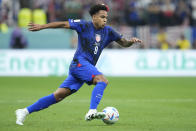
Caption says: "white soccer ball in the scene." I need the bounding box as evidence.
[102,107,119,124]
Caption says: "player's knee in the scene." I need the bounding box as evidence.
[102,79,109,85]
[54,88,71,102]
[93,75,109,85]
[100,76,108,85]
[54,92,65,102]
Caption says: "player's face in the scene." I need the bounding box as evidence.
[93,10,108,29]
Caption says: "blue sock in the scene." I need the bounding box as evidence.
[27,94,57,113]
[90,82,107,109]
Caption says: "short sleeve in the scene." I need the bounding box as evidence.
[108,27,123,42]
[68,19,84,33]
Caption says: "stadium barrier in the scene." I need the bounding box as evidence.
[0,49,196,76]
[0,26,192,49]
[0,28,72,49]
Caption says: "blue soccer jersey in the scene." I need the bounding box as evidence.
[68,19,122,65]
[59,19,123,90]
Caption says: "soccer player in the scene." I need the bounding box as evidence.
[15,4,142,125]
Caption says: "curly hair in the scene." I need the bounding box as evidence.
[89,4,109,16]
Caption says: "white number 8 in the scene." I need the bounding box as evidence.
[94,46,98,54]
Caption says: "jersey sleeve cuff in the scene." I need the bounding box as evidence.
[68,19,74,29]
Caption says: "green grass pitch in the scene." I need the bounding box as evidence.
[0,77,196,131]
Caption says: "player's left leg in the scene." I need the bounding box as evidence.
[69,60,107,121]
[91,74,108,109]
[85,75,108,121]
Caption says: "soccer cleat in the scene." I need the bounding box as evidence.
[15,108,29,125]
[85,109,106,121]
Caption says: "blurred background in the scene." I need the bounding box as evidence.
[1,0,196,49]
[0,0,196,76]
[1,1,196,130]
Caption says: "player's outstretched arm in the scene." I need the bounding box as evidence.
[28,21,70,31]
[116,37,143,47]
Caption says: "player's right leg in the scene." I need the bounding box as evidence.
[15,88,71,125]
[16,74,83,125]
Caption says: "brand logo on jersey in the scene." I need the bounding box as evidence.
[95,34,101,42]
[70,19,80,23]
[74,19,80,22]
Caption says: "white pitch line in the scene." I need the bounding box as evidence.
[0,99,195,104]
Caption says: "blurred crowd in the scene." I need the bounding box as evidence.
[1,0,195,26]
[1,0,196,49]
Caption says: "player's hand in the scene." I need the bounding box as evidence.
[130,37,144,48]
[28,22,42,31]
[130,37,143,43]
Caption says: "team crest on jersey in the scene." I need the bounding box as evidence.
[95,34,101,42]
